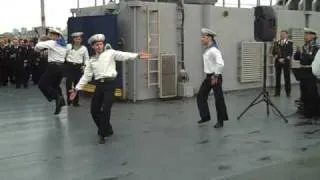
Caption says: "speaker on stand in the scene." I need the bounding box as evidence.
[237,6,288,123]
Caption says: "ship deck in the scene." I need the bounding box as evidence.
[1,84,320,180]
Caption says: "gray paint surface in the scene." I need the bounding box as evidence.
[73,3,320,100]
[1,85,320,179]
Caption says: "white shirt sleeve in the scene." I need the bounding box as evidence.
[312,50,320,78]
[212,48,224,75]
[35,40,55,50]
[75,60,94,91]
[84,47,90,64]
[113,50,139,61]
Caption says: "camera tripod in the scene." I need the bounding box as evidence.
[237,42,288,123]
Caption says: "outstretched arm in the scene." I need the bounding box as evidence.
[35,40,55,51]
[113,50,151,61]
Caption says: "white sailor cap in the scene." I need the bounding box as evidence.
[88,34,105,45]
[304,27,317,35]
[71,32,84,37]
[48,28,63,36]
[201,28,217,37]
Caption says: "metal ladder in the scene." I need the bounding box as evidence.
[146,7,160,88]
[176,4,183,70]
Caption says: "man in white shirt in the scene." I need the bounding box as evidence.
[69,34,150,144]
[197,28,229,128]
[65,32,89,107]
[35,28,68,115]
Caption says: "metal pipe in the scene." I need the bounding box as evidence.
[77,0,80,8]
[222,0,225,7]
[202,5,211,32]
[238,0,241,8]
[133,7,137,102]
[257,0,261,6]
[103,0,106,5]
[40,0,46,27]
[305,13,310,27]
[95,0,97,6]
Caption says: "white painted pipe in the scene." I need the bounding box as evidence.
[40,0,46,27]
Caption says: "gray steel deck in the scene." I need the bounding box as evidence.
[1,84,320,180]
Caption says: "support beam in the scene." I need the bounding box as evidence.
[40,0,46,27]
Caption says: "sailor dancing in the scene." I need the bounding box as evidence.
[69,34,150,144]
[197,28,229,128]
[65,32,89,106]
[35,28,68,115]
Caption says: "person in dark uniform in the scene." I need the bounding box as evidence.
[35,28,68,115]
[69,34,151,144]
[0,38,11,86]
[8,38,21,85]
[29,40,41,85]
[14,39,30,88]
[0,39,4,86]
[272,30,293,97]
[294,28,319,118]
[197,28,229,128]
[65,32,89,106]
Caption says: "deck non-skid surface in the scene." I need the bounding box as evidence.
[1,85,320,180]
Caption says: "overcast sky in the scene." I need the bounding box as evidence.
[0,0,103,33]
[0,0,273,33]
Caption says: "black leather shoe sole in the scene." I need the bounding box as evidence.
[198,119,211,124]
[214,123,223,128]
[99,136,106,144]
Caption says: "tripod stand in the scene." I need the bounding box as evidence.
[237,42,288,123]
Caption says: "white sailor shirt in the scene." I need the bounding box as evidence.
[66,44,89,64]
[312,50,320,78]
[203,46,224,75]
[35,40,67,63]
[75,49,139,90]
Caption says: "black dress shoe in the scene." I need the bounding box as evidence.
[99,136,106,144]
[106,129,114,137]
[198,119,211,124]
[214,122,223,128]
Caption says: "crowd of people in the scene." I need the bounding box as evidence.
[0,37,48,88]
[272,28,320,120]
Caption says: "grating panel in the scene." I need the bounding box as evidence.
[289,28,305,51]
[239,41,263,83]
[160,54,177,98]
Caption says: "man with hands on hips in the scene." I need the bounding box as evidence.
[197,28,229,128]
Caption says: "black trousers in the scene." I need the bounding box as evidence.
[15,67,29,88]
[38,63,64,102]
[65,62,83,105]
[197,75,228,123]
[90,79,115,138]
[32,65,41,84]
[0,64,14,85]
[275,63,291,95]
[0,66,7,85]
[300,77,319,118]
